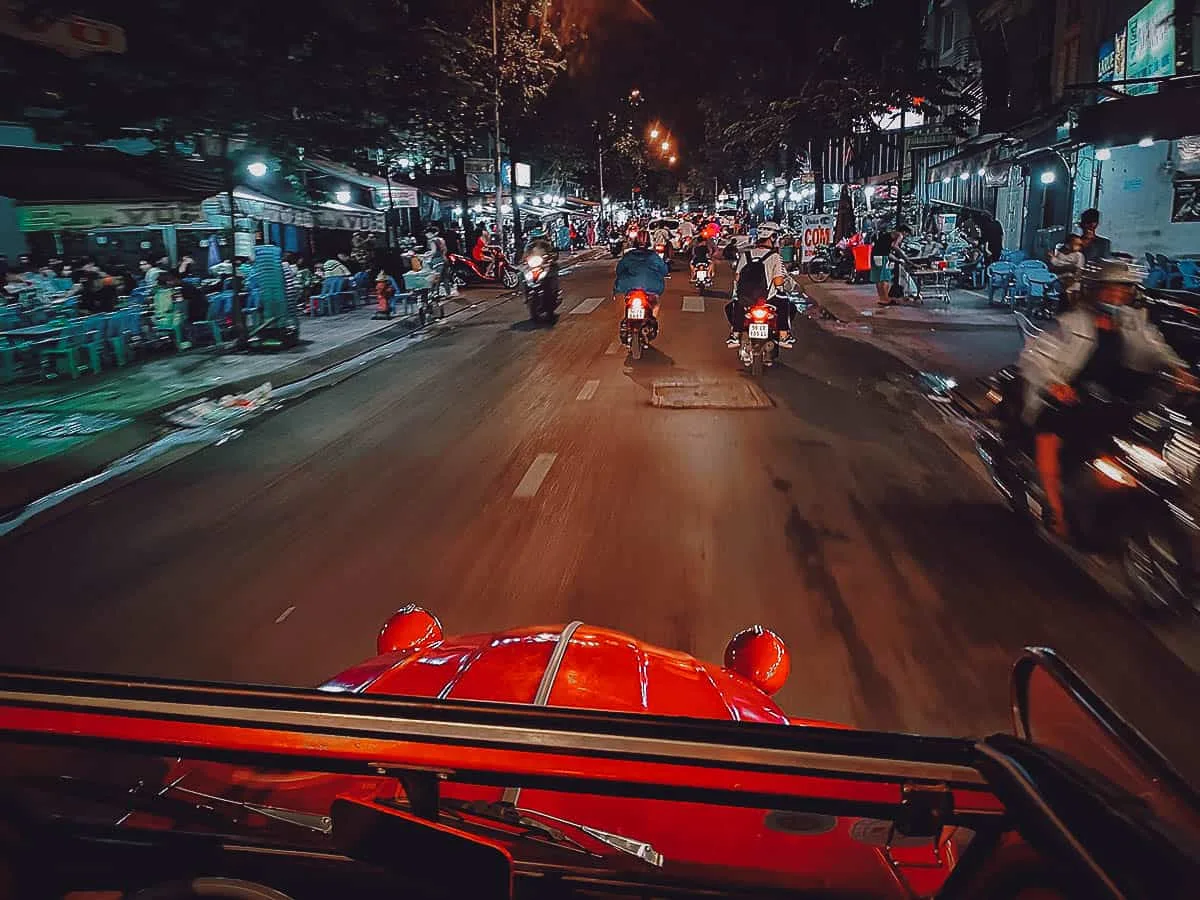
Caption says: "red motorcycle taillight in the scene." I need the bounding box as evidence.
[627,290,648,309]
[750,306,770,321]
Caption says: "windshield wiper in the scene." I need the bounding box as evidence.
[440,800,662,866]
[518,808,664,868]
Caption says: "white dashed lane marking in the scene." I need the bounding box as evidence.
[576,380,600,401]
[682,296,706,312]
[275,606,296,624]
[512,453,558,498]
[570,297,605,315]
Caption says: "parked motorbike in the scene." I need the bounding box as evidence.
[608,234,624,257]
[620,289,659,361]
[972,366,1200,616]
[737,300,779,377]
[522,252,558,323]
[446,250,522,290]
[691,261,713,294]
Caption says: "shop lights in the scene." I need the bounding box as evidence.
[977,167,985,176]
[941,175,951,184]
[246,161,267,178]
[960,172,970,180]
[516,194,527,205]
[1138,137,1154,147]
[334,189,352,204]
[777,188,787,199]
[542,193,553,204]
[759,191,771,202]
[1039,171,1056,185]
[1096,147,1112,160]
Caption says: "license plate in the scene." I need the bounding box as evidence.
[627,306,645,320]
[748,323,770,340]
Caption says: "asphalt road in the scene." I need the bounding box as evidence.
[2,252,1199,783]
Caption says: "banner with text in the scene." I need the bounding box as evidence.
[799,214,835,264]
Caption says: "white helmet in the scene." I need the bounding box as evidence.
[757,221,782,243]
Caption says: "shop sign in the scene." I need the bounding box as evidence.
[1097,31,1127,102]
[0,8,126,58]
[372,185,419,209]
[1172,178,1200,222]
[514,162,531,188]
[203,194,315,228]
[464,157,493,174]
[18,201,204,232]
[314,208,384,232]
[1125,0,1174,96]
[799,214,835,264]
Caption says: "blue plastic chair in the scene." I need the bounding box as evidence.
[1000,249,1027,263]
[1179,260,1200,291]
[987,262,1017,305]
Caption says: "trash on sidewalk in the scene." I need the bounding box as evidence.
[165,383,273,429]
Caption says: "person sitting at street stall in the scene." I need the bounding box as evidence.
[139,257,165,289]
[1019,257,1195,539]
[1048,234,1086,308]
[373,270,397,319]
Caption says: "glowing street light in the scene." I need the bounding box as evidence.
[669,155,677,165]
[1096,147,1112,160]
[542,193,553,204]
[660,140,670,152]
[959,172,970,180]
[650,127,660,139]
[334,189,352,204]
[246,161,267,178]
[1039,170,1056,184]
[1138,136,1154,147]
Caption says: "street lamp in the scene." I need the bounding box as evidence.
[650,127,660,139]
[1138,136,1155,147]
[335,189,352,204]
[669,155,677,165]
[246,161,267,178]
[1039,171,1056,185]
[959,172,970,181]
[660,140,670,153]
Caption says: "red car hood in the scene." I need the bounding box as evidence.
[322,622,801,725]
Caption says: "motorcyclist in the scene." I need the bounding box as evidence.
[690,234,711,279]
[727,221,792,348]
[1019,257,1195,538]
[650,223,672,264]
[523,233,560,306]
[614,228,668,319]
[472,227,498,279]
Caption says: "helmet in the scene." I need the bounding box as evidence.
[634,229,651,249]
[1082,257,1142,286]
[757,221,782,244]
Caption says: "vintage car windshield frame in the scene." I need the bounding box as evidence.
[0,663,1194,898]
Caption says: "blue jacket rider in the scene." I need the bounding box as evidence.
[614,230,668,301]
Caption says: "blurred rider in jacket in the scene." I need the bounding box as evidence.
[523,232,560,306]
[614,229,668,319]
[1019,257,1194,538]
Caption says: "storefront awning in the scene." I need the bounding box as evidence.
[17,200,206,232]
[202,189,315,229]
[305,157,390,191]
[314,202,384,232]
[927,134,1009,183]
[1073,84,1200,148]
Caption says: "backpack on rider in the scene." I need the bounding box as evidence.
[736,249,777,304]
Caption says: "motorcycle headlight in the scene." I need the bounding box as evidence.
[1114,438,1176,483]
[527,255,544,268]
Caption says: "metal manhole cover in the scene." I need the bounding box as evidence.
[650,379,772,409]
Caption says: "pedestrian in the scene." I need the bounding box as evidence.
[139,257,164,288]
[979,215,1004,266]
[1078,208,1113,263]
[872,224,898,306]
[373,270,396,319]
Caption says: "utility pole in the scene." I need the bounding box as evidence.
[597,131,606,232]
[492,0,504,248]
[895,105,906,229]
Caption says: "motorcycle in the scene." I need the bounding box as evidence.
[522,252,558,323]
[972,367,1200,616]
[691,261,713,294]
[619,289,659,361]
[446,250,522,290]
[607,234,624,257]
[737,300,779,377]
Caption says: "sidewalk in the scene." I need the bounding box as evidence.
[802,276,1016,331]
[0,291,501,515]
